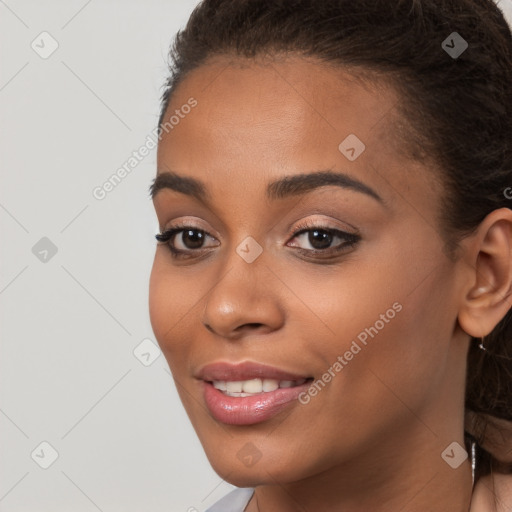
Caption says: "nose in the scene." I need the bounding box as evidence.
[201,251,285,340]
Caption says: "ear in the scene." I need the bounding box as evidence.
[457,207,512,338]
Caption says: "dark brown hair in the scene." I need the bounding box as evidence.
[158,0,512,480]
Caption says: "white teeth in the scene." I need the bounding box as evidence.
[212,378,307,396]
[262,379,279,392]
[242,378,262,393]
[226,381,243,393]
[213,381,227,391]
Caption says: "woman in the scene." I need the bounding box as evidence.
[148,0,512,510]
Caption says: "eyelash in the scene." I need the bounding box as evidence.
[155,219,361,260]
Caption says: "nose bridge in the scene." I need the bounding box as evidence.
[201,236,284,337]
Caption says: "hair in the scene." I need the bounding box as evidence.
[158,0,512,480]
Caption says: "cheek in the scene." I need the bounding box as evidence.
[148,252,193,366]
[302,252,454,406]
[148,254,168,342]
[331,273,455,420]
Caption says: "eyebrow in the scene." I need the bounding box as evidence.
[149,169,384,204]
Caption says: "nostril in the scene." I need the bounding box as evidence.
[239,323,264,330]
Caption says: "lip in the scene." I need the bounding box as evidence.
[202,380,312,425]
[196,360,311,382]
[196,361,313,426]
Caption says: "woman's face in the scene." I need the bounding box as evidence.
[149,56,470,486]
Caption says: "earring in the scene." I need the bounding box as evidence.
[478,336,487,352]
[470,440,476,486]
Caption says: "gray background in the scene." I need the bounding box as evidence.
[1,1,511,511]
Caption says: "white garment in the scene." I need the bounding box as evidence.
[205,488,255,512]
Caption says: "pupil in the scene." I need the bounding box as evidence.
[183,229,204,249]
[309,230,331,249]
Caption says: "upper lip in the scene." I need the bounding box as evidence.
[196,361,311,382]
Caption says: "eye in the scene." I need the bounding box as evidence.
[155,220,361,260]
[287,220,360,257]
[155,225,219,257]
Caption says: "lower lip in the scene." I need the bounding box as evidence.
[203,381,311,425]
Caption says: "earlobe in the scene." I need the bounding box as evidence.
[457,208,512,338]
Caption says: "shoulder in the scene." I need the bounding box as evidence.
[205,487,255,512]
[471,473,512,512]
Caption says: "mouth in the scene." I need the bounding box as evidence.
[196,360,312,382]
[196,361,314,425]
[210,377,310,397]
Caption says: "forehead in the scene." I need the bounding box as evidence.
[160,55,399,154]
[156,55,442,221]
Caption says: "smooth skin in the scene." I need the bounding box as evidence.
[149,55,512,512]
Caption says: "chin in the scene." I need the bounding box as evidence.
[217,470,266,488]
[203,442,312,487]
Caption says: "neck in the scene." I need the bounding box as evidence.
[246,332,474,512]
[247,425,473,512]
